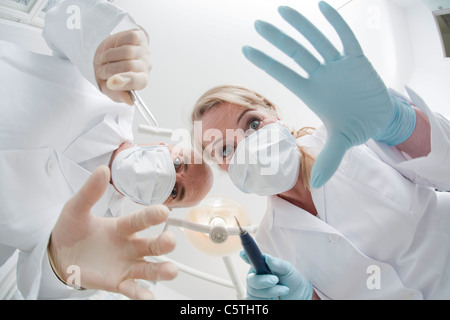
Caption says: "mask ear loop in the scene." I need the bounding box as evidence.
[278,119,289,128]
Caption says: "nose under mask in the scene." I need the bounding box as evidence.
[111,145,176,205]
[228,122,301,196]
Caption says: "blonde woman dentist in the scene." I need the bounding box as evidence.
[191,2,450,299]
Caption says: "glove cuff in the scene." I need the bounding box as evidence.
[375,95,417,146]
[304,282,314,300]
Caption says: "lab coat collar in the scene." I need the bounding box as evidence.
[264,126,339,235]
[63,113,132,164]
[55,151,125,217]
[266,189,340,236]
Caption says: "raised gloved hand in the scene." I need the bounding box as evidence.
[240,251,313,300]
[48,166,178,300]
[242,1,416,188]
[94,29,152,105]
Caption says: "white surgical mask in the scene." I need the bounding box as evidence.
[228,122,300,196]
[111,145,176,205]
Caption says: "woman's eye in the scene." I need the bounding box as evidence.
[248,119,261,131]
[171,187,178,199]
[221,145,234,159]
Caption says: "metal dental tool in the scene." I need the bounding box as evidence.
[129,90,159,127]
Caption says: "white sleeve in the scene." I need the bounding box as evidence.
[0,149,93,300]
[368,86,450,191]
[37,238,95,299]
[15,231,94,300]
[42,0,139,89]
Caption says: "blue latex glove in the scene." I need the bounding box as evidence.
[242,1,416,188]
[240,251,313,300]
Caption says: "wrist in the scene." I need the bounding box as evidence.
[46,242,68,286]
[47,238,86,291]
[375,95,417,146]
[304,281,314,300]
[395,107,431,158]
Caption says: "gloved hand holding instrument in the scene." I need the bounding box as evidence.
[236,216,313,300]
[240,251,313,300]
[242,1,416,188]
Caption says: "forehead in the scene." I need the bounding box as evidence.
[201,103,247,131]
[173,162,213,208]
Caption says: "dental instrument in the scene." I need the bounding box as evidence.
[138,124,173,137]
[129,90,159,127]
[162,195,260,300]
[235,217,271,275]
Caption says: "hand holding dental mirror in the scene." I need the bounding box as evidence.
[94,28,152,105]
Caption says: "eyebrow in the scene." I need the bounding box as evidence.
[237,109,251,125]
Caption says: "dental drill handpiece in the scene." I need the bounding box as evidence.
[235,217,271,275]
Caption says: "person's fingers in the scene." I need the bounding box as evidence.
[99,45,151,65]
[94,29,152,103]
[239,250,250,264]
[242,46,307,97]
[97,29,148,53]
[107,71,149,91]
[278,5,340,62]
[263,254,294,276]
[318,1,363,56]
[131,231,176,258]
[113,29,149,47]
[130,260,178,282]
[246,282,289,299]
[64,166,110,216]
[97,59,149,81]
[116,205,170,236]
[254,20,321,75]
[310,132,350,188]
[117,279,155,300]
[239,250,257,274]
[97,85,134,105]
[246,273,279,290]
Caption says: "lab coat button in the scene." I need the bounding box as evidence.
[46,158,54,175]
[328,234,340,243]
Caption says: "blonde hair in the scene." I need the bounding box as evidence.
[191,85,316,191]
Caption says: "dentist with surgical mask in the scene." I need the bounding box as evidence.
[110,142,212,209]
[0,0,212,299]
[192,2,450,300]
[110,144,177,206]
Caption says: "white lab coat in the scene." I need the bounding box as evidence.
[256,88,450,299]
[0,0,140,299]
